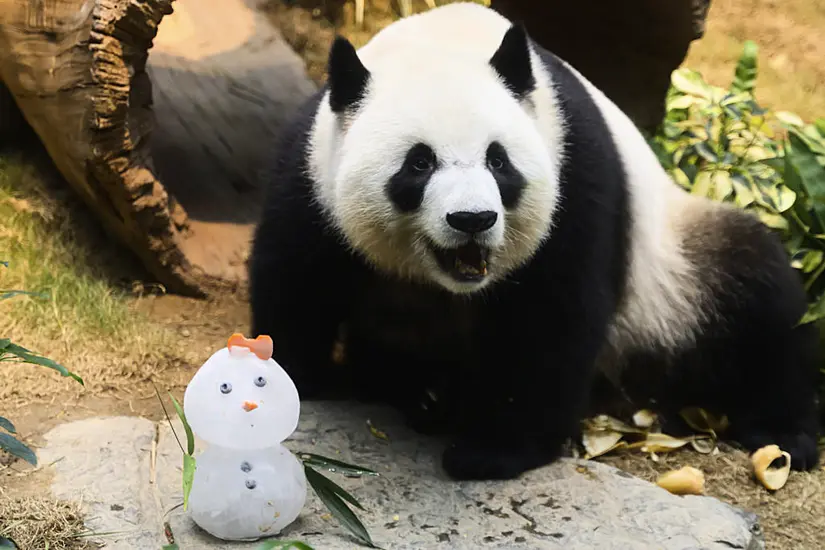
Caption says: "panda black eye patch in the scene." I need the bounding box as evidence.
[387,143,437,213]
[487,141,526,209]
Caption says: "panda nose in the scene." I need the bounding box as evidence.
[446,210,498,234]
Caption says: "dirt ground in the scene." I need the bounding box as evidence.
[2,1,825,549]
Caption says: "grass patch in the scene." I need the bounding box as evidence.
[0,151,178,403]
[0,155,137,340]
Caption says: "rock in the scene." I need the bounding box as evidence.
[39,402,764,550]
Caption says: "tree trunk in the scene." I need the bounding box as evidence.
[0,0,314,296]
[490,0,712,131]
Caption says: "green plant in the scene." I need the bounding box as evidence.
[1,263,84,466]
[648,40,825,400]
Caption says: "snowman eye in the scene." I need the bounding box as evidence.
[254,376,266,387]
[220,382,232,394]
[245,479,257,490]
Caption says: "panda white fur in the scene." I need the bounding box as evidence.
[249,2,821,480]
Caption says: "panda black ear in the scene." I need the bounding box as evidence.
[489,23,536,99]
[327,36,371,113]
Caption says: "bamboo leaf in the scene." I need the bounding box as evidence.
[0,416,16,434]
[182,454,196,512]
[298,453,379,477]
[0,290,47,301]
[305,464,365,511]
[168,393,195,456]
[0,342,83,385]
[0,432,37,466]
[304,465,378,548]
[256,541,316,550]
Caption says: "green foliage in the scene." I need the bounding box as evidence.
[648,41,825,403]
[649,42,825,325]
[1,264,84,466]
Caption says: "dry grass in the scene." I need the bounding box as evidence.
[683,0,825,122]
[0,488,93,550]
[0,151,187,410]
[599,445,825,549]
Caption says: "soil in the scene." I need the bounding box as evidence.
[2,2,825,549]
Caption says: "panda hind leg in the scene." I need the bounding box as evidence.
[647,276,821,470]
[720,320,821,471]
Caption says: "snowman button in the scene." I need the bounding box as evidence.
[240,461,252,473]
[245,479,257,490]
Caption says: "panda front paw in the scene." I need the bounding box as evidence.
[403,389,456,436]
[441,438,564,481]
[734,428,820,471]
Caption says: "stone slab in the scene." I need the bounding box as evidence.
[38,401,765,550]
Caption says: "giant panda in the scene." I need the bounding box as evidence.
[249,2,821,481]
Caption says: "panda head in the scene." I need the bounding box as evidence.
[310,14,563,294]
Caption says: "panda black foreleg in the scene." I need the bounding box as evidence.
[441,281,610,480]
[248,206,363,401]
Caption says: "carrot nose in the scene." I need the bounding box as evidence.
[242,401,258,412]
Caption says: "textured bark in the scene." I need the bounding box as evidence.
[490,0,713,131]
[0,0,313,296]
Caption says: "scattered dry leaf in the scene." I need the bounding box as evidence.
[656,466,705,495]
[751,444,791,491]
[583,414,645,434]
[582,429,625,459]
[690,437,717,455]
[680,407,729,437]
[366,419,389,441]
[633,432,693,453]
[632,409,658,429]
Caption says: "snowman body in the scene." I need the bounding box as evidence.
[183,336,307,541]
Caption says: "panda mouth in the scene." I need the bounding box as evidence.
[430,242,490,282]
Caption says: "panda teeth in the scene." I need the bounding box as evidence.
[454,257,487,276]
[454,244,488,276]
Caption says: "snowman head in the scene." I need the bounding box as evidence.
[183,334,300,449]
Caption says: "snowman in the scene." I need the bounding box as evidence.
[183,333,307,541]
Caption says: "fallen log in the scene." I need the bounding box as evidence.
[0,0,314,296]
